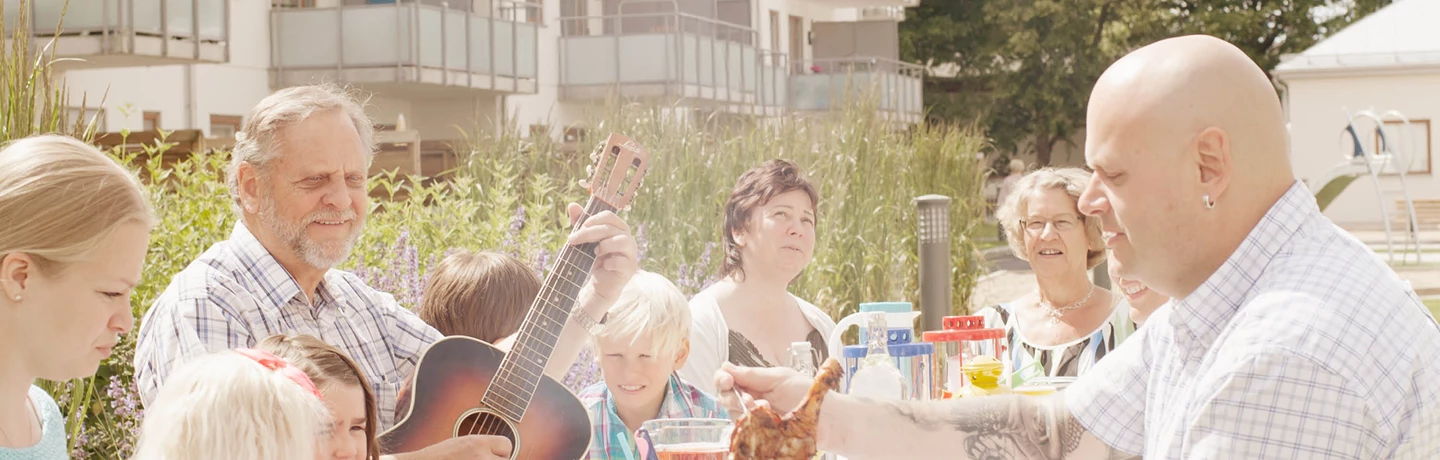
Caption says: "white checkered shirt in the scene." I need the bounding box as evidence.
[1065,181,1440,459]
[134,222,442,429]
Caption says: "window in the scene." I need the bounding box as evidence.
[562,0,589,35]
[789,15,804,73]
[210,114,242,139]
[66,107,106,133]
[563,126,586,143]
[143,111,160,132]
[769,11,781,67]
[271,0,315,7]
[528,124,551,140]
[1369,119,1432,175]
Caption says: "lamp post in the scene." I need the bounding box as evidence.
[916,194,951,333]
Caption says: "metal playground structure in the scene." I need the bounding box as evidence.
[1314,109,1422,264]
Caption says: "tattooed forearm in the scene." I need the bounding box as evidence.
[854,393,1135,460]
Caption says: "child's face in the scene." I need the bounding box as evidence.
[597,333,689,412]
[319,383,368,460]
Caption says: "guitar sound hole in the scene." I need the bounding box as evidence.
[456,411,518,454]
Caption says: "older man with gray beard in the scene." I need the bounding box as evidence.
[135,84,638,459]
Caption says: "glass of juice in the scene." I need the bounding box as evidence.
[637,418,733,460]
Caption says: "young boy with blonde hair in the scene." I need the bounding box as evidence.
[579,271,728,459]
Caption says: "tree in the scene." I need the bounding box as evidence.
[903,0,1158,166]
[1164,0,1393,77]
[902,0,1392,166]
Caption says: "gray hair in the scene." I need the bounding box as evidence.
[227,84,375,214]
[996,167,1106,269]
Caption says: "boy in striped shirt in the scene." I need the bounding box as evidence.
[577,271,728,459]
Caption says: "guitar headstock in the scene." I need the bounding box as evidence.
[585,133,651,210]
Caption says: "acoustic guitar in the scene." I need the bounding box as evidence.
[380,133,652,459]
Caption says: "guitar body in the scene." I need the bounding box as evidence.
[380,336,592,459]
[381,133,651,459]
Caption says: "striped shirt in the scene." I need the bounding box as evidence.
[578,374,729,460]
[133,222,442,429]
[978,299,1132,384]
[1065,181,1440,458]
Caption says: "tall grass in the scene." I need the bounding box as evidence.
[439,99,991,320]
[0,0,101,142]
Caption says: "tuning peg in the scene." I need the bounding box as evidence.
[586,164,595,177]
[578,179,591,189]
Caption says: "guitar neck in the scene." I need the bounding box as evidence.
[482,197,615,421]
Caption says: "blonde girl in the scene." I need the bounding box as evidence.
[0,135,155,459]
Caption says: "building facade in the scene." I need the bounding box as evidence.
[11,0,919,168]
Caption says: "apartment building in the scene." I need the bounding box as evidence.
[9,0,920,172]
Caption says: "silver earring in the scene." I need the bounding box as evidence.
[1202,195,1216,209]
[11,295,19,301]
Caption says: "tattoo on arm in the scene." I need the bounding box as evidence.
[883,395,1138,460]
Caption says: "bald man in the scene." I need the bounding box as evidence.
[712,35,1440,459]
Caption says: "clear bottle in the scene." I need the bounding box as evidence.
[845,312,906,400]
[788,341,818,378]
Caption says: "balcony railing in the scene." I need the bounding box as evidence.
[557,12,923,122]
[558,11,778,112]
[791,57,924,123]
[270,1,539,94]
[5,0,230,65]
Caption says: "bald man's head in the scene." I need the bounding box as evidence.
[1076,35,1295,299]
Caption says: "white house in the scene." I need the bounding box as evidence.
[1273,0,1440,229]
[8,0,920,170]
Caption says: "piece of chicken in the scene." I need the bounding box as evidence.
[729,357,845,460]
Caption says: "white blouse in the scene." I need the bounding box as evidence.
[678,285,838,394]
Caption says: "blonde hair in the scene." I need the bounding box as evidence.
[590,271,691,359]
[0,134,155,274]
[133,350,330,460]
[258,334,381,460]
[418,251,540,343]
[228,83,375,213]
[996,167,1106,268]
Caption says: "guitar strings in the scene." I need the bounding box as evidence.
[465,202,606,440]
[463,143,641,440]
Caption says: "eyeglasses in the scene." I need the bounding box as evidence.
[1019,216,1080,233]
[233,348,323,399]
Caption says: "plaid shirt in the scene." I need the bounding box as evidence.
[134,222,442,429]
[579,374,729,459]
[1065,181,1440,458]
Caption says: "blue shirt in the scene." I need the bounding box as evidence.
[0,386,67,460]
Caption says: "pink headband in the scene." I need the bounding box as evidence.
[233,348,323,399]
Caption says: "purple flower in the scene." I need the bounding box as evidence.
[104,374,143,457]
[562,346,602,392]
[502,206,526,257]
[71,418,89,459]
[635,223,649,261]
[697,243,719,290]
[510,205,527,235]
[533,249,552,279]
[677,263,692,291]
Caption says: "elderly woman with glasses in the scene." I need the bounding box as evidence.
[978,167,1133,382]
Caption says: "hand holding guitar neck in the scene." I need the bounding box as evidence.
[563,201,638,308]
[380,133,652,460]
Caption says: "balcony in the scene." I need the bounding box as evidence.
[270,1,539,95]
[790,57,923,124]
[5,0,230,67]
[558,11,783,115]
